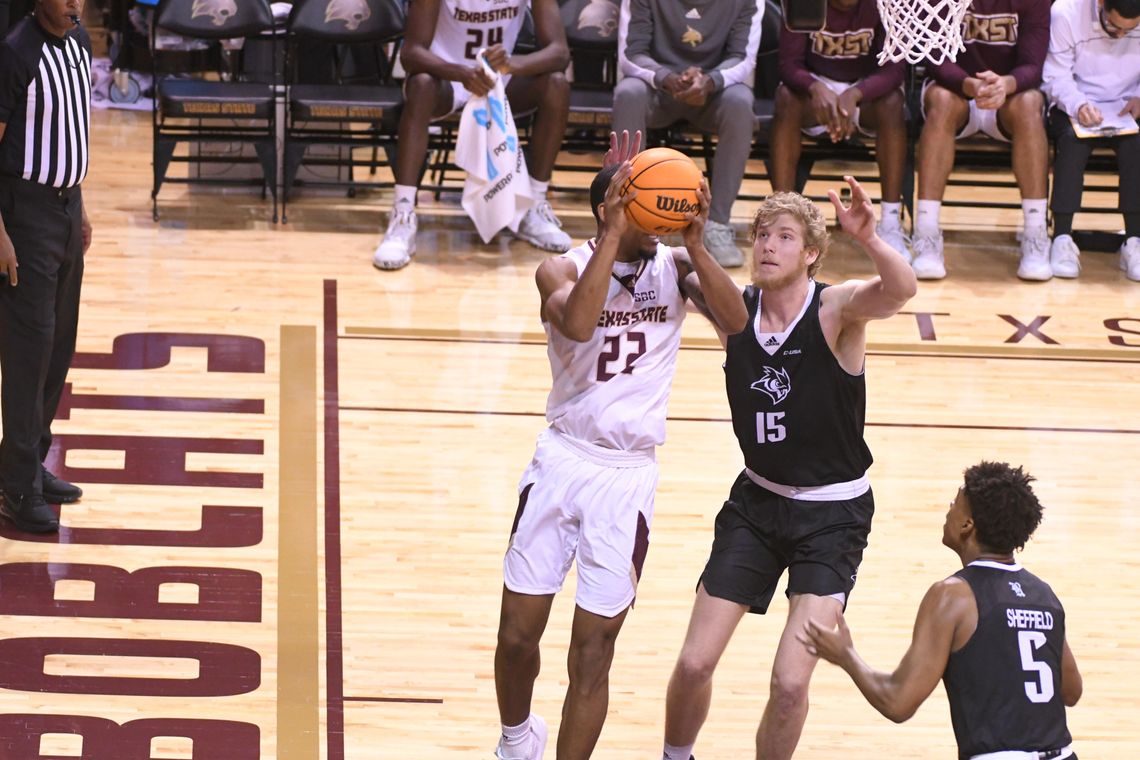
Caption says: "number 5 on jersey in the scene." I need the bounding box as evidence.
[756,412,786,443]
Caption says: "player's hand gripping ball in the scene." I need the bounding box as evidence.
[620,148,704,235]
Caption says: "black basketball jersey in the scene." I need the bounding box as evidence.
[944,561,1073,758]
[724,282,872,486]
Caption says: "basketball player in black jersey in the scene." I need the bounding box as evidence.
[803,461,1082,759]
[661,177,917,760]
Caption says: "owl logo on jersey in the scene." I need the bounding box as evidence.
[325,0,371,31]
[577,0,618,38]
[751,366,791,405]
[191,0,237,26]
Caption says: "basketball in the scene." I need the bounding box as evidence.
[621,148,703,235]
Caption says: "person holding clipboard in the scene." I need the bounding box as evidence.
[1042,0,1140,280]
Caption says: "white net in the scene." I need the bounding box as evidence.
[876,0,972,65]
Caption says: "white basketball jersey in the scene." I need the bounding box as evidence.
[545,239,688,452]
[430,0,529,66]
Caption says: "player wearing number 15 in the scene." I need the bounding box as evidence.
[803,461,1082,760]
[662,178,917,760]
[493,133,748,760]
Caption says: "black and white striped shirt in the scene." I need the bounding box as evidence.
[0,16,91,188]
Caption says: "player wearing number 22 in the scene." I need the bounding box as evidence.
[662,179,917,760]
[803,461,1082,760]
[493,136,749,760]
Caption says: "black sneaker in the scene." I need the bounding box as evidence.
[42,467,83,504]
[0,492,60,533]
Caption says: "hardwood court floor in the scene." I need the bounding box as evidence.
[0,108,1136,759]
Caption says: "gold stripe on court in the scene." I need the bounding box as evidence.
[342,325,1140,361]
[277,325,320,759]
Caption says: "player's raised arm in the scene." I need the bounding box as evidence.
[537,163,634,341]
[828,176,918,324]
[675,179,748,336]
[801,578,971,723]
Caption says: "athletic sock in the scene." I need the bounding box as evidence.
[880,201,902,232]
[499,718,532,759]
[530,178,549,203]
[1053,213,1074,237]
[1022,198,1048,236]
[394,184,416,208]
[663,741,695,760]
[915,200,941,237]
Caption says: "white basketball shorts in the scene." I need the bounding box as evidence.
[921,78,1010,142]
[503,426,658,617]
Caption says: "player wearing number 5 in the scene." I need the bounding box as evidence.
[661,178,917,760]
[492,133,748,760]
[803,461,1082,760]
[372,0,572,270]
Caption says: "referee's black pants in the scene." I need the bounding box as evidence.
[1048,107,1140,218]
[0,176,84,498]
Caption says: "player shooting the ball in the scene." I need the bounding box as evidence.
[490,130,747,760]
[660,177,918,760]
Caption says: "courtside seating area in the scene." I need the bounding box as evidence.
[142,0,1127,239]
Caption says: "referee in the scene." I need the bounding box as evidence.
[0,0,92,533]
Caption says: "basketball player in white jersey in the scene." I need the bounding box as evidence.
[372,0,572,270]
[660,178,918,760]
[493,132,748,760]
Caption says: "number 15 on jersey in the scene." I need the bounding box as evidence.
[756,412,786,443]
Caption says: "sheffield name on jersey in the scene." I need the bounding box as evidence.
[544,241,686,452]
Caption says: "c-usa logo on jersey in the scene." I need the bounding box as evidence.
[751,366,791,405]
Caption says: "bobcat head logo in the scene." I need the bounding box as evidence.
[681,24,703,47]
[191,0,237,26]
[750,366,791,404]
[325,0,371,31]
[576,0,618,38]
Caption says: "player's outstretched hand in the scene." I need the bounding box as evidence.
[601,161,636,238]
[682,178,712,253]
[798,612,854,665]
[829,176,876,245]
[604,130,642,168]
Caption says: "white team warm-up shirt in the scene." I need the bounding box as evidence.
[544,239,688,452]
[429,0,529,68]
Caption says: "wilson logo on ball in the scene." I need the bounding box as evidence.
[655,196,699,215]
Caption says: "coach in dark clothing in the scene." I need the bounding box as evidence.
[0,0,92,533]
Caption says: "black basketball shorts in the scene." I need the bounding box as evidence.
[698,471,875,614]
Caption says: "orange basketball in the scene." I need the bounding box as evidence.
[621,147,703,235]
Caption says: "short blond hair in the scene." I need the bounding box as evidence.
[750,192,829,278]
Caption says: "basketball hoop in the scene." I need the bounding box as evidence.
[876,0,971,65]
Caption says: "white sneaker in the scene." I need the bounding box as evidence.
[494,713,548,760]
[373,200,417,270]
[703,220,744,267]
[1120,236,1140,282]
[877,224,911,263]
[1049,234,1081,278]
[910,232,946,280]
[1017,233,1052,281]
[516,201,572,252]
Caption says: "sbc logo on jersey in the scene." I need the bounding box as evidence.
[751,366,791,405]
